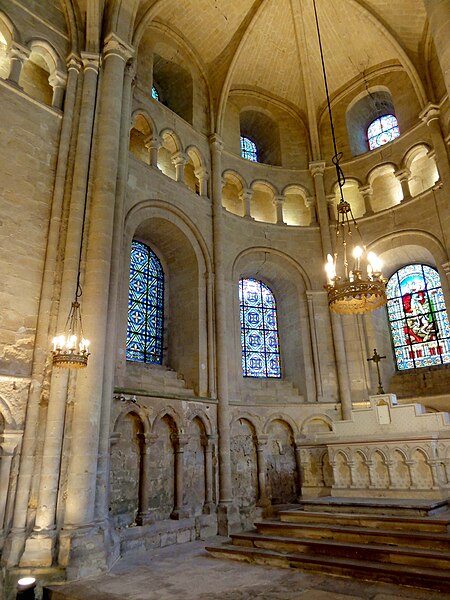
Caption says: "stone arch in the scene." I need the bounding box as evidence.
[264,418,298,504]
[240,107,281,166]
[222,169,247,216]
[152,406,183,435]
[230,414,261,438]
[334,450,352,488]
[282,184,311,227]
[0,9,18,80]
[263,414,299,436]
[123,201,212,396]
[20,38,66,107]
[367,162,403,212]
[411,447,434,489]
[184,414,210,515]
[390,448,411,489]
[352,449,370,488]
[184,145,206,195]
[403,143,439,197]
[250,179,278,224]
[331,178,365,220]
[150,412,179,520]
[370,449,390,489]
[157,128,183,180]
[300,415,333,435]
[109,409,146,526]
[112,404,151,436]
[129,110,156,164]
[321,451,334,488]
[185,408,213,436]
[232,247,313,401]
[0,395,17,429]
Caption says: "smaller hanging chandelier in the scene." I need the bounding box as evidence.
[52,295,90,368]
[313,0,387,315]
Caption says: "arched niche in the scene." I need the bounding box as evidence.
[346,86,397,156]
[283,185,311,226]
[240,108,281,166]
[19,40,63,107]
[332,180,365,219]
[150,414,178,520]
[232,248,312,400]
[184,146,206,195]
[404,145,439,197]
[251,181,276,223]
[368,164,403,212]
[157,129,181,180]
[264,419,297,504]
[122,206,211,396]
[129,112,154,164]
[222,170,246,216]
[184,416,207,515]
[0,13,14,79]
[230,418,258,510]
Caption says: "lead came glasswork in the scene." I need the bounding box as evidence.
[239,278,281,377]
[127,240,164,364]
[367,114,400,150]
[240,136,258,162]
[386,264,450,370]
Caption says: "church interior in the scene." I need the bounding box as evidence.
[1,0,450,597]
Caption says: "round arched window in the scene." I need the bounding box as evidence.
[240,136,258,162]
[367,114,400,150]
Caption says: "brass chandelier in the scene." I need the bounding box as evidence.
[313,0,387,315]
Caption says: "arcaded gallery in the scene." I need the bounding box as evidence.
[1,0,450,598]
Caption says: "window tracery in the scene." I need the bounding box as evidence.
[239,278,281,377]
[240,136,258,162]
[367,114,400,150]
[127,240,164,364]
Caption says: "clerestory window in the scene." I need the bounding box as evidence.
[240,136,258,162]
[367,114,400,151]
[239,278,281,377]
[127,240,164,364]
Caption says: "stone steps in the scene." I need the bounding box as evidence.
[255,520,450,551]
[206,500,450,591]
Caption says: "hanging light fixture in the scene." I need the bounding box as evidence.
[313,0,387,315]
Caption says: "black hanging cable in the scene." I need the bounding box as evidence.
[312,0,346,201]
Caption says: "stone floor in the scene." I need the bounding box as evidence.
[44,537,450,600]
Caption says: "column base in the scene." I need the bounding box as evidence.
[135,511,155,526]
[202,502,217,515]
[20,529,56,567]
[217,502,240,536]
[170,508,190,520]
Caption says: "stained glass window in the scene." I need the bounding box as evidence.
[152,86,159,101]
[127,240,164,364]
[367,114,400,150]
[386,264,450,370]
[240,136,258,162]
[239,278,281,377]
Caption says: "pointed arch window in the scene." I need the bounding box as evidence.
[240,136,258,162]
[151,86,159,101]
[239,278,281,377]
[127,240,164,364]
[367,114,400,150]
[386,264,450,370]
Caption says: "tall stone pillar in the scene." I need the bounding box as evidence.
[310,161,352,420]
[239,187,253,219]
[62,34,133,534]
[203,434,217,514]
[145,135,160,168]
[359,184,374,216]
[7,54,83,569]
[306,291,323,401]
[419,104,450,183]
[273,195,285,225]
[293,440,303,500]
[209,134,234,533]
[171,434,189,519]
[194,166,209,196]
[172,151,187,183]
[394,168,412,202]
[136,433,158,525]
[422,0,450,99]
[255,436,270,508]
[7,42,29,85]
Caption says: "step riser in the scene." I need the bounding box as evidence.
[207,547,450,592]
[280,514,449,533]
[255,525,450,551]
[300,504,448,517]
[231,538,450,570]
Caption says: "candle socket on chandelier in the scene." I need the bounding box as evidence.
[52,299,90,368]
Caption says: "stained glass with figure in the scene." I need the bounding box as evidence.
[386,264,450,370]
[240,136,258,162]
[127,240,164,364]
[367,115,400,150]
[239,278,281,377]
[152,86,159,100]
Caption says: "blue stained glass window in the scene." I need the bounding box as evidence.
[386,264,450,370]
[152,86,159,101]
[127,240,164,364]
[240,136,258,162]
[239,278,281,377]
[367,114,400,150]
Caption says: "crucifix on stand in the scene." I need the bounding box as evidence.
[367,348,386,394]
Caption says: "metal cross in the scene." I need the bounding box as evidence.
[367,348,386,394]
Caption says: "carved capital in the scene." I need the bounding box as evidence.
[272,194,285,207]
[394,168,411,183]
[103,33,134,62]
[359,184,372,198]
[81,51,100,73]
[419,103,440,126]
[171,433,189,449]
[305,195,316,208]
[66,53,83,73]
[144,135,161,150]
[171,151,188,167]
[309,160,326,178]
[194,166,209,181]
[48,70,67,89]
[9,41,30,63]
[208,133,224,153]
